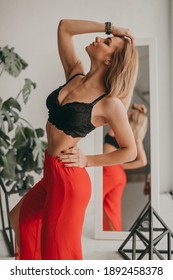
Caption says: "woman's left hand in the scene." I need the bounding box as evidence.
[112,26,134,43]
[133,103,147,114]
[58,147,87,168]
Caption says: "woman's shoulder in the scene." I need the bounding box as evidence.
[101,94,127,121]
[104,94,125,109]
[104,91,130,111]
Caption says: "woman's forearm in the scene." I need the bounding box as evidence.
[121,141,147,170]
[86,147,137,167]
[58,144,137,168]
[58,19,105,36]
[135,141,147,165]
[121,159,146,170]
[58,19,134,41]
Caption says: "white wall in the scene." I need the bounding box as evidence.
[0,0,171,200]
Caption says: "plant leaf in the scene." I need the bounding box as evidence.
[0,98,21,132]
[5,180,14,187]
[0,113,5,132]
[0,97,3,110]
[2,111,13,132]
[35,128,44,138]
[11,179,24,192]
[0,128,10,141]
[0,155,6,167]
[2,46,28,77]
[0,149,16,180]
[21,79,37,104]
[0,146,6,155]
[3,97,21,112]
[10,109,19,123]
[12,125,27,148]
[32,137,45,169]
[0,138,10,149]
[24,174,34,189]
[23,126,34,138]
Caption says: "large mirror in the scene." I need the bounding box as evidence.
[94,38,160,239]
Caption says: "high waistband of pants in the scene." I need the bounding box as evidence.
[44,149,61,164]
[103,164,123,171]
[44,149,80,168]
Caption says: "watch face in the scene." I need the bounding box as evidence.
[105,22,112,35]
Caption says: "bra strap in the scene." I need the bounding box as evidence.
[63,73,85,86]
[91,92,108,106]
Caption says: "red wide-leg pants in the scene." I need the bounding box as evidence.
[19,150,91,260]
[103,165,127,231]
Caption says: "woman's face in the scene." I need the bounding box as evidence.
[86,36,124,63]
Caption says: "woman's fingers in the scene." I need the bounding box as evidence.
[60,147,79,155]
[64,163,80,167]
[112,26,134,43]
[133,103,147,114]
[58,147,87,168]
[58,154,78,162]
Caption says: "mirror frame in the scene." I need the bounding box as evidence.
[94,38,160,240]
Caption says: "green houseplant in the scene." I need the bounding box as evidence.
[0,46,47,194]
[0,46,47,256]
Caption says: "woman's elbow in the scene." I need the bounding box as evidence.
[58,19,65,32]
[141,157,147,167]
[58,19,70,32]
[128,145,137,162]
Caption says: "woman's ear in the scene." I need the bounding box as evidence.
[104,56,112,66]
[105,59,111,66]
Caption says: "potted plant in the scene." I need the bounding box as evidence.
[0,46,47,256]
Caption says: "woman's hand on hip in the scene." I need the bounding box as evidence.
[58,147,87,168]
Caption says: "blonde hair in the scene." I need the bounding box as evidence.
[105,37,139,109]
[128,109,148,141]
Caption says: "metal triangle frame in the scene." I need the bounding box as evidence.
[118,201,173,260]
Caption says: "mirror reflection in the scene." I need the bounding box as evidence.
[102,46,151,231]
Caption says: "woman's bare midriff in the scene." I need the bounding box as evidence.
[46,121,81,156]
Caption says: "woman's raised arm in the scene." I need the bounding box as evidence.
[57,19,134,80]
[57,19,104,79]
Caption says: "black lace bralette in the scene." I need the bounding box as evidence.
[46,73,108,138]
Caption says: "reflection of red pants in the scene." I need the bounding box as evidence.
[19,150,91,260]
[103,165,127,231]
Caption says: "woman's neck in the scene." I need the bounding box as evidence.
[82,65,107,92]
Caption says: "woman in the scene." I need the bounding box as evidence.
[9,19,138,260]
[103,104,148,231]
